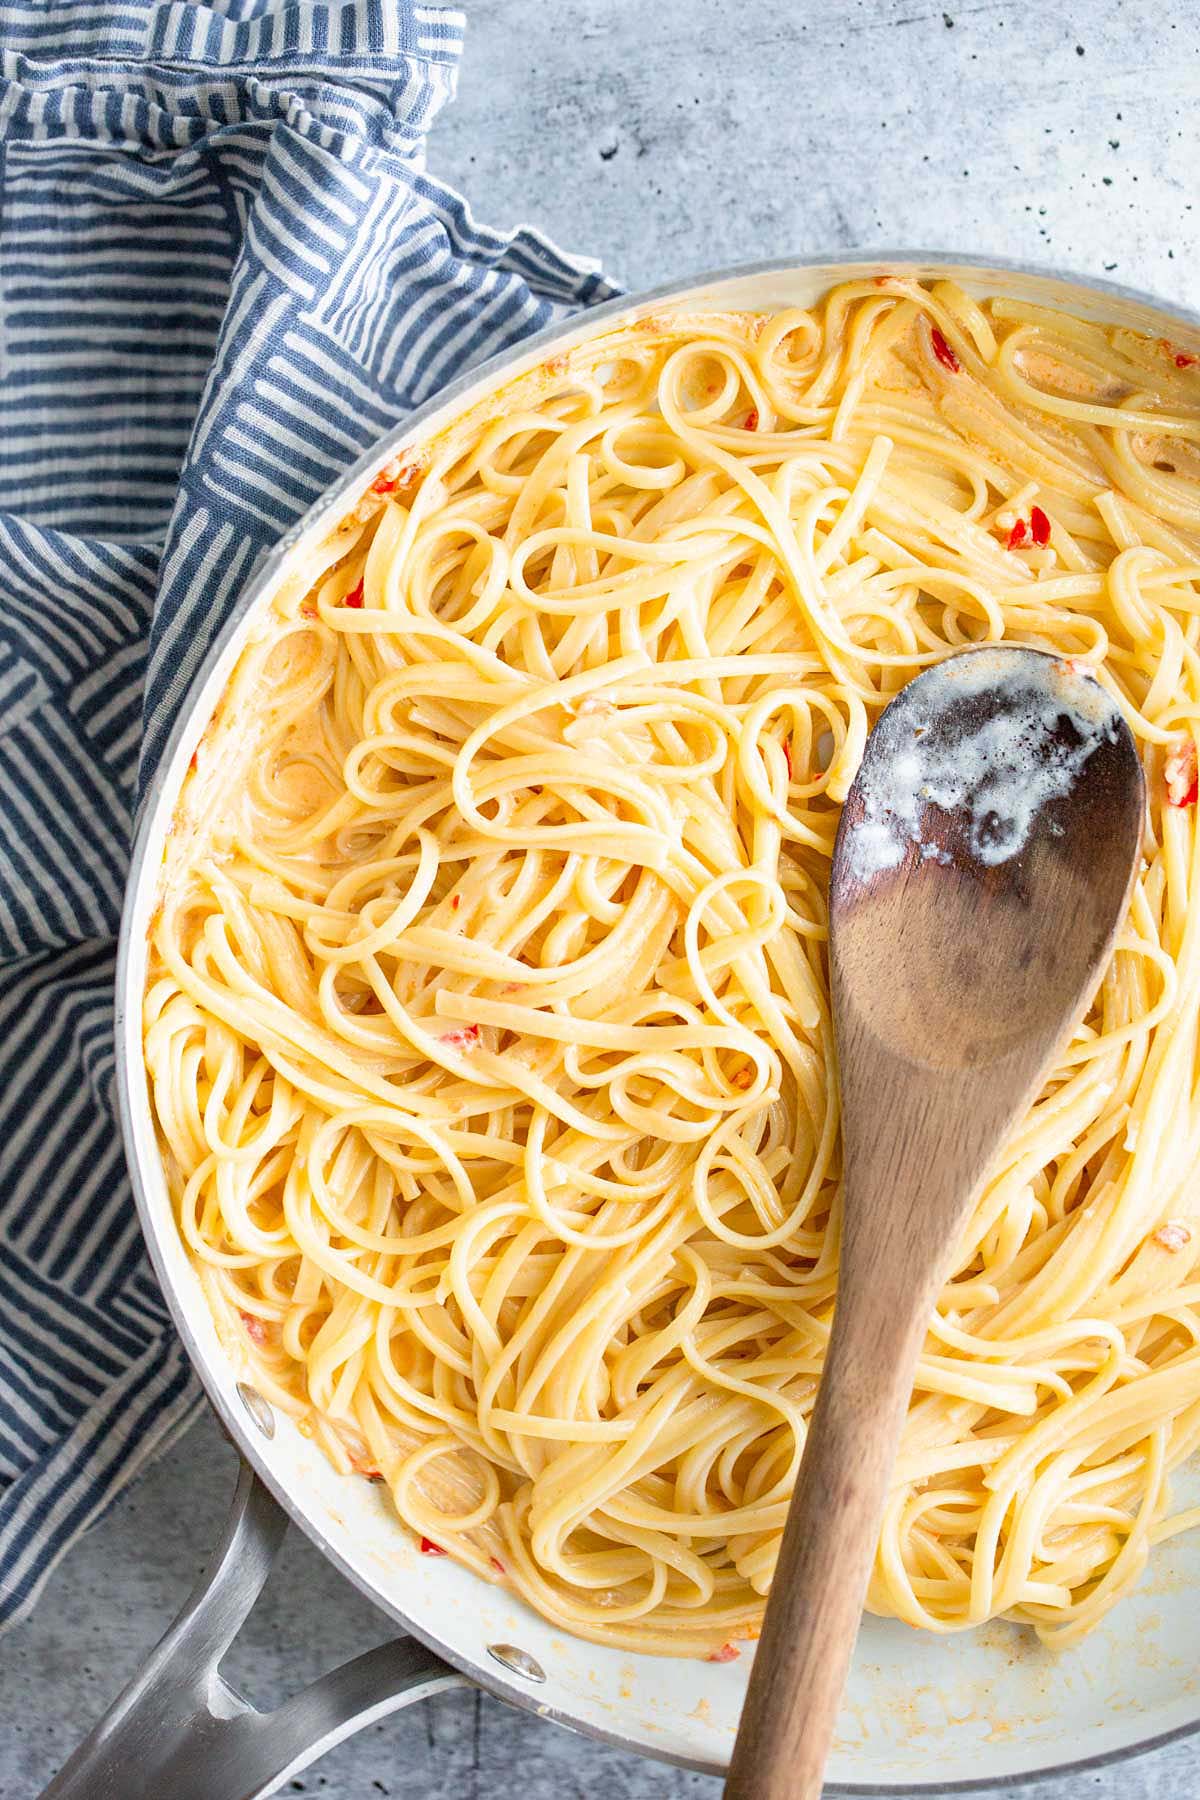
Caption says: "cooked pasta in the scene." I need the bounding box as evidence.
[144,277,1200,1659]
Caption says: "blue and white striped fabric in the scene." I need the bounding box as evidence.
[0,0,617,1633]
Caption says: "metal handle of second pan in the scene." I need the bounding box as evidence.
[38,1459,467,1800]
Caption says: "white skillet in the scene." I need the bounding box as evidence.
[46,254,1200,1800]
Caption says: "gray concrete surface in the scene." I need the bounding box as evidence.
[436,0,1199,306]
[5,1,1200,1796]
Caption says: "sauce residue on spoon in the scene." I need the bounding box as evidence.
[843,649,1125,881]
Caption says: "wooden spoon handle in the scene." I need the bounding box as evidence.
[725,1296,928,1800]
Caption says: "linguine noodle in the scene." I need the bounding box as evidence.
[145,277,1200,1659]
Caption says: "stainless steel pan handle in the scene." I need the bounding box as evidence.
[40,1460,466,1800]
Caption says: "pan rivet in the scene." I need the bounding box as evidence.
[236,1381,275,1439]
[487,1643,546,1683]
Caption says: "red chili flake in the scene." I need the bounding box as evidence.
[188,750,198,774]
[439,1024,480,1050]
[299,599,318,620]
[782,738,794,779]
[706,1643,741,1663]
[366,1471,386,1484]
[1006,518,1029,551]
[930,327,961,374]
[1029,506,1051,546]
[370,460,422,501]
[344,580,364,609]
[420,1537,447,1556]
[451,894,461,911]
[1164,738,1198,808]
[1176,353,1198,369]
[239,1310,270,1346]
[744,408,759,431]
[489,1555,505,1573]
[1153,1222,1192,1252]
[732,1065,754,1090]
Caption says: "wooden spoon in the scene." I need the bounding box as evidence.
[726,646,1144,1799]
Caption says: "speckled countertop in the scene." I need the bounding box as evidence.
[6,3,1200,1796]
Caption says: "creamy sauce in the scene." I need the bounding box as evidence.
[844,649,1124,880]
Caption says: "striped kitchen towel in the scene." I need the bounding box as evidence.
[0,0,617,1633]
